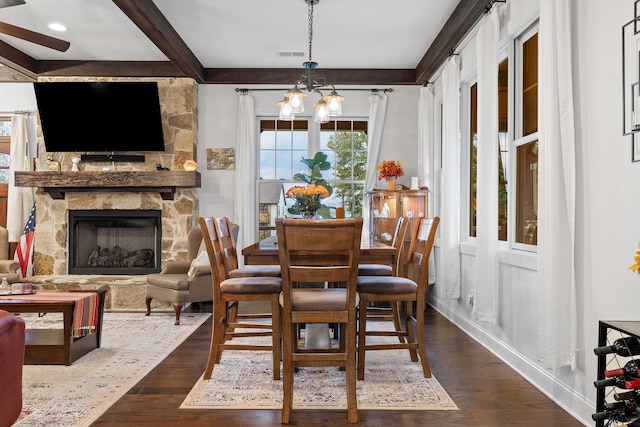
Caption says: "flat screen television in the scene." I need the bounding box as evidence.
[33,81,165,153]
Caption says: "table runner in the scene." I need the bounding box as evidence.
[0,291,100,338]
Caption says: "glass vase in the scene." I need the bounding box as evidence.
[300,210,317,219]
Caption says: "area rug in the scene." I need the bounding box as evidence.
[14,311,211,427]
[180,322,458,411]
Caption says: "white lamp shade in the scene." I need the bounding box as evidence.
[313,100,329,123]
[323,91,344,116]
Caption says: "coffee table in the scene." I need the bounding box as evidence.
[0,289,106,365]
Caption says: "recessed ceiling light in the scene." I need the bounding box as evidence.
[48,23,67,32]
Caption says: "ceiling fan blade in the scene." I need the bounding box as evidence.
[0,0,25,9]
[0,22,69,52]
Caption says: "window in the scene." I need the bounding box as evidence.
[258,118,368,239]
[320,120,368,218]
[498,59,509,241]
[469,83,478,238]
[0,117,10,185]
[513,30,538,247]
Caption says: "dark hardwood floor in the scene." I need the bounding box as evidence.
[92,304,584,426]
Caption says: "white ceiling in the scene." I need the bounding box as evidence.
[0,0,460,70]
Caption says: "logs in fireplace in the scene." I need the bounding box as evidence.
[69,210,162,275]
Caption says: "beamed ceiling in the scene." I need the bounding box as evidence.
[0,0,495,85]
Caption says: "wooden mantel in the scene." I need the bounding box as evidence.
[14,171,201,200]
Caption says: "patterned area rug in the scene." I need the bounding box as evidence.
[14,311,210,427]
[180,322,458,411]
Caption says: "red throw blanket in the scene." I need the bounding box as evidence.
[0,291,99,338]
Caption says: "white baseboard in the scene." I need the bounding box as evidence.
[428,300,592,426]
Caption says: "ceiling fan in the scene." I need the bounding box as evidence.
[0,0,70,52]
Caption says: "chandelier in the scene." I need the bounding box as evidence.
[277,0,345,123]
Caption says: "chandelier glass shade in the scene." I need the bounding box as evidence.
[277,0,345,124]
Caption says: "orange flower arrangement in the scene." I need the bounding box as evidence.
[286,184,330,214]
[377,160,404,181]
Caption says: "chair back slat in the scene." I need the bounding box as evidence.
[198,217,226,302]
[214,217,240,277]
[404,217,439,290]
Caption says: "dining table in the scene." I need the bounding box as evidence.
[242,235,397,268]
[242,234,398,349]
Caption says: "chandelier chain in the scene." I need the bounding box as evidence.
[308,0,314,63]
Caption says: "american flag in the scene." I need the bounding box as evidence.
[14,202,36,278]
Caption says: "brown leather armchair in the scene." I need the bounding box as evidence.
[0,226,20,283]
[0,309,26,427]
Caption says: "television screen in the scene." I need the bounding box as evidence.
[33,81,165,152]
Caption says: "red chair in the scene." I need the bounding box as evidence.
[0,309,25,427]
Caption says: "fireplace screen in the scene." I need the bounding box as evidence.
[69,210,162,275]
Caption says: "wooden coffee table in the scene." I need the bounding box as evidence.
[0,289,106,365]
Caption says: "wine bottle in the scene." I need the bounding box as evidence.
[592,403,639,422]
[594,337,640,356]
[615,390,640,402]
[606,360,640,379]
[594,377,640,389]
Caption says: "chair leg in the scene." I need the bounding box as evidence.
[145,297,152,316]
[203,301,226,380]
[271,297,281,380]
[346,315,359,423]
[227,301,238,333]
[391,301,406,343]
[173,303,183,325]
[357,297,368,381]
[281,314,294,424]
[405,301,419,362]
[415,294,431,378]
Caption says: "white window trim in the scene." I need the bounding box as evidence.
[509,22,539,253]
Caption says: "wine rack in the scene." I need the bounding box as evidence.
[595,321,640,426]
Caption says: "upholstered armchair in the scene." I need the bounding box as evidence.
[0,226,20,283]
[145,227,212,325]
[0,309,26,427]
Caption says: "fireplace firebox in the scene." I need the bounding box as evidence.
[69,210,162,275]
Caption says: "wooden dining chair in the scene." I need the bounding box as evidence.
[358,217,408,341]
[214,217,281,331]
[198,217,282,380]
[356,216,440,380]
[276,217,362,424]
[214,217,281,279]
[358,216,408,277]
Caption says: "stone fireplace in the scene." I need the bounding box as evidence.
[16,77,200,310]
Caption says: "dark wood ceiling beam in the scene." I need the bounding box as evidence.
[112,0,205,83]
[204,68,416,86]
[0,39,36,80]
[37,60,184,77]
[414,0,492,85]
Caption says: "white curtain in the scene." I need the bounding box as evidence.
[473,9,500,323]
[538,0,577,370]
[418,86,435,210]
[7,115,33,242]
[233,93,257,258]
[363,93,388,237]
[441,57,461,299]
[418,85,437,285]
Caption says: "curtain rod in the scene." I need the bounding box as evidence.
[235,88,394,94]
[0,110,35,115]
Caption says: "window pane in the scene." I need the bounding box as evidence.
[260,151,276,179]
[0,119,11,137]
[469,83,477,238]
[498,59,509,241]
[515,141,538,245]
[522,34,538,136]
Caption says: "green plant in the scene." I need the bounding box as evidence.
[287,152,333,218]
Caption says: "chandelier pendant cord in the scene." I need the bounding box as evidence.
[308,0,313,64]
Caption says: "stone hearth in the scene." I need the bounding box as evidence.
[27,274,170,311]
